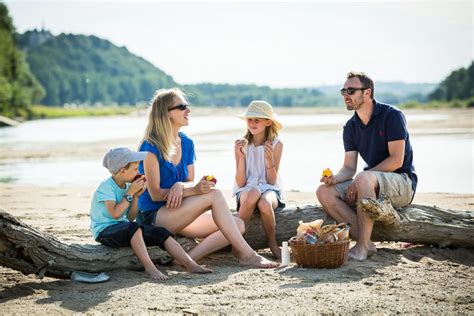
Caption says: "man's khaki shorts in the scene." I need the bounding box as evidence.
[334,172,414,208]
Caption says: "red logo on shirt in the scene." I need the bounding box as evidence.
[379,131,384,137]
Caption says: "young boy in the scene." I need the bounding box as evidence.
[90,147,211,280]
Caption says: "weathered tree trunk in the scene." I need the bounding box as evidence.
[1,200,473,278]
[0,210,196,279]
[357,197,474,248]
[244,198,474,249]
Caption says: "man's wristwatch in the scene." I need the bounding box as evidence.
[124,194,133,203]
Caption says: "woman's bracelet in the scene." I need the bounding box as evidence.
[266,165,275,169]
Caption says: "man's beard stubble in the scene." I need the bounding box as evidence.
[345,95,364,111]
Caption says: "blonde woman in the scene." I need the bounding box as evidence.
[137,88,278,268]
[233,101,285,259]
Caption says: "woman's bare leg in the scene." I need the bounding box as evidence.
[257,191,280,259]
[181,213,245,261]
[155,189,278,268]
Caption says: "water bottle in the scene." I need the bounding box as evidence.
[281,241,290,266]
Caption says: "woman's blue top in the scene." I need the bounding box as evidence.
[138,132,196,212]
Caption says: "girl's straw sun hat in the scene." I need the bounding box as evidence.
[237,100,283,130]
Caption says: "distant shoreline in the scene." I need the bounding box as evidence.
[3,100,472,122]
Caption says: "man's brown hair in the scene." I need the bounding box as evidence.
[347,71,374,98]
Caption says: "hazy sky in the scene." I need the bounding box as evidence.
[5,0,473,87]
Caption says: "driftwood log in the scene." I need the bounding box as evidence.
[1,199,473,278]
[246,198,474,249]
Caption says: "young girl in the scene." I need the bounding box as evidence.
[234,100,285,259]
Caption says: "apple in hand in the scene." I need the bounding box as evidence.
[321,168,333,177]
[133,173,146,182]
[205,175,217,184]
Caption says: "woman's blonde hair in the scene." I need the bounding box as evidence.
[243,120,279,144]
[140,88,187,162]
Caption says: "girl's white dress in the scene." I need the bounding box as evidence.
[233,137,284,199]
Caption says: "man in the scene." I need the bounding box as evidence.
[316,72,417,261]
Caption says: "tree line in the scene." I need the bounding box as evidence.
[428,61,474,103]
[0,3,44,118]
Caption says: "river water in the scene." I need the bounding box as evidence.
[0,112,472,193]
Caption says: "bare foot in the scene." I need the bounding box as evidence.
[145,267,169,281]
[185,262,213,274]
[348,245,368,261]
[368,241,377,253]
[269,243,282,260]
[239,252,279,268]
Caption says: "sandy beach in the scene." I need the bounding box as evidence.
[0,108,473,314]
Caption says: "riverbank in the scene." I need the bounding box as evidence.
[0,184,473,314]
[1,99,471,122]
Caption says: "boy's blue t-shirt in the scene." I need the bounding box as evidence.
[90,177,131,239]
[138,132,196,212]
[343,100,417,192]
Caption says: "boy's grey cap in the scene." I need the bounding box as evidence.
[103,147,147,173]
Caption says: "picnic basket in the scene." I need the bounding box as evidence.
[289,237,350,268]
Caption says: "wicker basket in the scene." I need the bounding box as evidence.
[289,237,351,268]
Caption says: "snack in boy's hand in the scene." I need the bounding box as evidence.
[322,168,333,177]
[205,175,217,184]
[133,173,146,182]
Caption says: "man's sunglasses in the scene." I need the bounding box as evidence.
[340,87,368,96]
[168,104,189,111]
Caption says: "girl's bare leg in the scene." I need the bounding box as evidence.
[257,191,281,259]
[237,188,261,224]
[130,228,168,281]
[155,189,278,268]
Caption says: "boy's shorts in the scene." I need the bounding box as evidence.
[96,221,172,250]
[236,189,286,212]
[334,172,414,208]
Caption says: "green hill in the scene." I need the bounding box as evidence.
[18,30,177,105]
[16,29,452,108]
[18,30,327,107]
[183,83,324,107]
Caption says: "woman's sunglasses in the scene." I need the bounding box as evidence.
[340,87,368,96]
[168,104,189,111]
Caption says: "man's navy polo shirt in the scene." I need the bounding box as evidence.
[343,100,417,192]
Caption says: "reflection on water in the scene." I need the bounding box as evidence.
[0,113,472,193]
[0,113,355,145]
